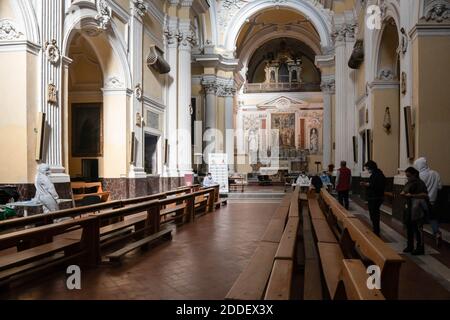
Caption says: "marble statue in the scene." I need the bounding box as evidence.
[33,164,59,213]
[310,128,319,154]
[248,130,258,164]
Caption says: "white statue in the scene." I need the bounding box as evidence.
[34,164,59,213]
[310,128,319,154]
[248,130,258,164]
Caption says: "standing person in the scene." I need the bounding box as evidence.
[401,167,429,255]
[320,170,332,191]
[360,160,386,237]
[414,157,443,247]
[335,161,352,210]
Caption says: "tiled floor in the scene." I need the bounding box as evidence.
[1,201,278,300]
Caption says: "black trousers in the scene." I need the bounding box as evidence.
[368,198,383,236]
[338,190,350,210]
[406,219,423,248]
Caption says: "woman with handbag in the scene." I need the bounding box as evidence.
[400,167,429,255]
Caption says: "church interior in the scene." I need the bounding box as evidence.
[0,0,450,304]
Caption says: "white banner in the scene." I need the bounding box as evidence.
[208,153,229,193]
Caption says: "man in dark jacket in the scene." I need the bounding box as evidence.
[361,160,386,237]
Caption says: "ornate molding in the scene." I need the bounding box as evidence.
[132,0,147,17]
[320,78,335,94]
[178,29,196,49]
[134,83,143,100]
[425,2,449,23]
[201,79,218,94]
[332,23,357,42]
[217,84,236,97]
[0,19,23,41]
[104,76,124,89]
[44,40,61,64]
[95,0,112,30]
[378,69,395,81]
[164,27,179,46]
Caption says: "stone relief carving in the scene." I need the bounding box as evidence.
[95,0,112,30]
[202,79,217,94]
[425,2,449,23]
[104,76,124,89]
[47,83,58,104]
[132,0,147,17]
[0,19,23,40]
[44,40,61,64]
[401,71,407,95]
[378,69,394,80]
[134,83,143,100]
[332,23,357,42]
[397,27,408,55]
[178,29,197,48]
[217,83,236,97]
[320,79,335,93]
[164,27,179,46]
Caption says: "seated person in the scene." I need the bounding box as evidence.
[320,170,332,190]
[310,175,323,193]
[202,173,217,188]
[295,172,311,186]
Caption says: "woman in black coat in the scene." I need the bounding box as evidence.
[400,167,429,255]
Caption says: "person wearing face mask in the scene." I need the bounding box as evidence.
[414,157,443,247]
[360,160,386,236]
[202,173,217,188]
[401,167,429,255]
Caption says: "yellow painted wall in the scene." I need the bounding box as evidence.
[143,35,164,101]
[0,51,38,183]
[371,88,400,177]
[413,35,450,184]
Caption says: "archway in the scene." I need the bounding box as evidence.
[371,18,401,178]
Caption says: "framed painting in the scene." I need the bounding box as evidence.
[71,103,103,157]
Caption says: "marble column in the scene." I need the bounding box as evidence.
[164,16,179,177]
[223,87,236,173]
[128,2,146,178]
[40,0,68,182]
[320,77,335,169]
[177,20,195,175]
[333,22,356,171]
[202,76,218,153]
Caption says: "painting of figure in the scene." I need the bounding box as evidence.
[271,113,295,148]
[72,103,102,157]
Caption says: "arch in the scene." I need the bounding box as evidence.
[62,3,131,89]
[7,0,40,43]
[371,0,402,81]
[224,0,332,53]
[238,28,322,77]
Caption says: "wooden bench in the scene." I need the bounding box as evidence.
[71,182,110,204]
[264,259,293,300]
[314,188,405,300]
[334,259,385,300]
[106,228,173,264]
[0,215,100,287]
[225,241,279,300]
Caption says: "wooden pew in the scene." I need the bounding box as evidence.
[225,241,279,300]
[315,188,405,300]
[0,215,100,287]
[334,259,385,300]
[71,182,110,203]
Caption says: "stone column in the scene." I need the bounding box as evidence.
[320,77,335,169]
[223,85,235,173]
[128,1,146,178]
[164,15,179,177]
[40,0,67,182]
[202,76,218,153]
[333,22,356,171]
[177,20,195,175]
